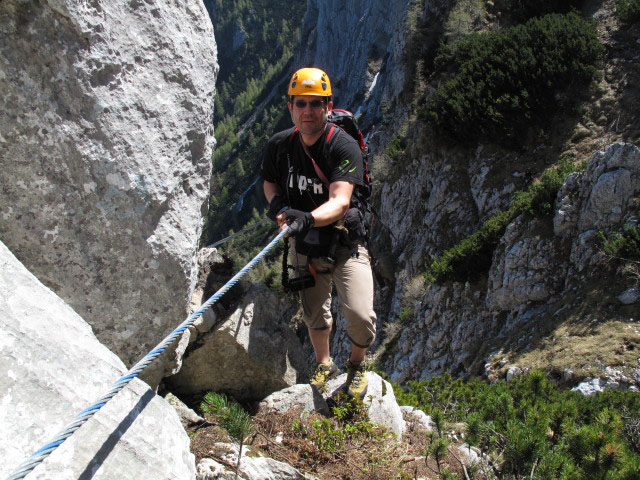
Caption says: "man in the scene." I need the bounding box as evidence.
[260,67,376,397]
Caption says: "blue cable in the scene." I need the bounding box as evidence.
[5,226,289,480]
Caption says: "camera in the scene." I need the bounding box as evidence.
[284,273,315,292]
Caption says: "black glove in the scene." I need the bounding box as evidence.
[283,209,314,237]
[267,195,288,221]
[344,207,367,240]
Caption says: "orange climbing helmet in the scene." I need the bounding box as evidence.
[287,67,332,97]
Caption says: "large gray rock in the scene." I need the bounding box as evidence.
[486,217,563,311]
[166,284,306,401]
[400,406,436,432]
[259,372,406,437]
[577,143,640,232]
[0,240,195,479]
[0,0,218,366]
[258,384,330,416]
[197,443,312,480]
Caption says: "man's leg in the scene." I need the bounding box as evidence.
[333,245,377,397]
[292,251,339,388]
[349,344,367,363]
[308,326,331,364]
[333,245,377,355]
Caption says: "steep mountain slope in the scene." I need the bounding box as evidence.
[367,0,640,385]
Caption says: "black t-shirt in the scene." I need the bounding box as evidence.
[260,124,363,213]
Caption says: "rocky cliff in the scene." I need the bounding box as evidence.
[0,0,218,365]
[385,143,640,384]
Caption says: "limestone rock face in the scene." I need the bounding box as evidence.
[0,0,218,365]
[166,284,306,401]
[487,218,563,311]
[384,143,640,382]
[0,240,194,479]
[296,0,409,130]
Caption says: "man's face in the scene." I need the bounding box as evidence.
[288,95,333,139]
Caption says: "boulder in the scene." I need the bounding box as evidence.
[197,458,235,480]
[257,384,330,416]
[259,372,406,437]
[572,378,605,396]
[196,443,313,480]
[0,240,194,479]
[456,444,483,468]
[618,287,640,305]
[166,284,306,402]
[0,0,218,366]
[400,406,436,432]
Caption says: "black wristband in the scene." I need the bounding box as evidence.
[267,195,288,220]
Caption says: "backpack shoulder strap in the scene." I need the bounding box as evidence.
[325,124,337,144]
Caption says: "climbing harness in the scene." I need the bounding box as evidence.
[5,226,290,480]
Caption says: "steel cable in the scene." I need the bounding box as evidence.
[5,226,289,480]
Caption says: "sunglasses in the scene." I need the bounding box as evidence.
[294,99,326,109]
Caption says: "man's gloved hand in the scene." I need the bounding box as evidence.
[283,209,314,237]
[267,195,288,221]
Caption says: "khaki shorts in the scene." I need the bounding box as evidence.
[290,242,376,348]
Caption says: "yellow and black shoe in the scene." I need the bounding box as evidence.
[345,361,368,398]
[310,359,340,391]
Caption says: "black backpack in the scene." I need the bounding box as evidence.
[326,108,372,201]
[324,109,376,245]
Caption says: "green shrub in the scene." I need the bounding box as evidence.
[200,392,253,443]
[290,396,388,454]
[200,392,254,476]
[394,371,640,479]
[424,12,603,147]
[384,132,408,163]
[500,0,585,22]
[599,224,640,262]
[424,158,579,283]
[509,156,578,217]
[617,0,640,24]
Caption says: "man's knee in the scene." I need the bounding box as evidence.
[346,316,376,349]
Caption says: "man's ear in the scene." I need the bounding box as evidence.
[327,100,333,113]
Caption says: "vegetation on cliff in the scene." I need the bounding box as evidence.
[616,0,640,23]
[423,12,603,147]
[424,158,581,283]
[394,370,640,479]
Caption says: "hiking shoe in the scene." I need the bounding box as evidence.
[345,361,368,398]
[310,359,340,390]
